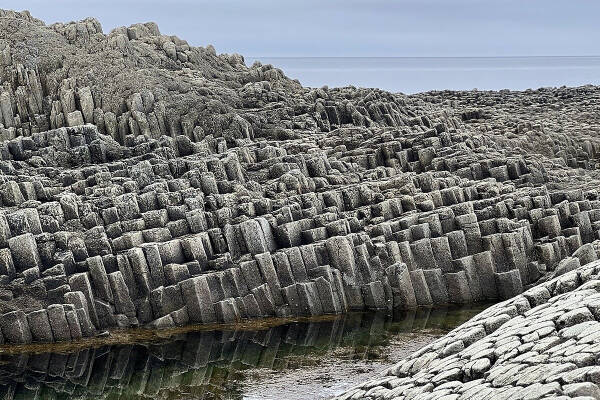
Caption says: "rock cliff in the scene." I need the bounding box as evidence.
[0,9,599,345]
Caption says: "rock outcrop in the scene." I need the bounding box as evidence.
[335,259,600,399]
[0,9,599,345]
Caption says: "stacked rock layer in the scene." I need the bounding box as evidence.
[0,9,599,345]
[335,259,600,399]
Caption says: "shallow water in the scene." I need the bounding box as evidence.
[0,304,488,400]
[246,56,600,94]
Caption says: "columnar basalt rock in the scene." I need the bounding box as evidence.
[0,9,599,345]
[335,259,600,400]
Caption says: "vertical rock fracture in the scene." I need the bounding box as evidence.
[0,10,599,345]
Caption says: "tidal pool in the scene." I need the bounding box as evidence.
[0,304,488,400]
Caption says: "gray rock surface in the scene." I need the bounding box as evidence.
[334,259,600,399]
[0,9,599,346]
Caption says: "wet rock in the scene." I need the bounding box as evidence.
[108,271,135,317]
[445,271,473,304]
[409,269,433,306]
[423,269,449,304]
[180,276,217,323]
[495,270,524,300]
[386,263,417,309]
[47,304,72,342]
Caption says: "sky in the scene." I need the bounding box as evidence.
[2,0,599,57]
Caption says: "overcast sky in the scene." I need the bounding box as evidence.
[3,0,599,57]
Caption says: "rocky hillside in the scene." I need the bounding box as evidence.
[0,9,600,345]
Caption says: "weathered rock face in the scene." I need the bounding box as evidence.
[0,9,599,344]
[335,260,600,400]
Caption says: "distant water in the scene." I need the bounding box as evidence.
[245,56,600,94]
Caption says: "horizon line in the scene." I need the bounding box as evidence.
[246,55,600,59]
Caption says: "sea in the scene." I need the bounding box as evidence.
[245,56,600,94]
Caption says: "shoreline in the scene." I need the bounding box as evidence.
[0,312,344,355]
[0,305,486,400]
[0,303,491,355]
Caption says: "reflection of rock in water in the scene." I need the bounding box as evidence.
[0,307,481,399]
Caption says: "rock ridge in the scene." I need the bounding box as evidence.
[0,9,598,346]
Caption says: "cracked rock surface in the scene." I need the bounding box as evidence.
[335,260,600,399]
[0,9,599,353]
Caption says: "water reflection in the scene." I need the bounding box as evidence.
[0,305,487,400]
